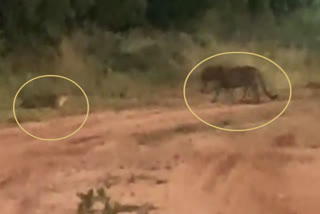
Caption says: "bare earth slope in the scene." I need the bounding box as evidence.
[1,96,320,214]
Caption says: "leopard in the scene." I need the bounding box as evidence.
[19,93,69,109]
[200,65,278,103]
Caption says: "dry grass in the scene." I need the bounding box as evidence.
[0,28,319,124]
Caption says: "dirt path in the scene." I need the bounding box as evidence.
[0,97,320,214]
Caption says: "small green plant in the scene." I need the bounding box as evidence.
[77,187,156,214]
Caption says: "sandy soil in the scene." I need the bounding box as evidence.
[1,93,320,214]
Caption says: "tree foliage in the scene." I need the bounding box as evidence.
[0,0,317,44]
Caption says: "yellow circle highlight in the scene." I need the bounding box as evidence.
[13,75,90,141]
[183,51,292,132]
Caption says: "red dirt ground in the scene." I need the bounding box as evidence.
[1,95,320,214]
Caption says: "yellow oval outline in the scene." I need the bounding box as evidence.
[12,74,90,141]
[183,51,292,132]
